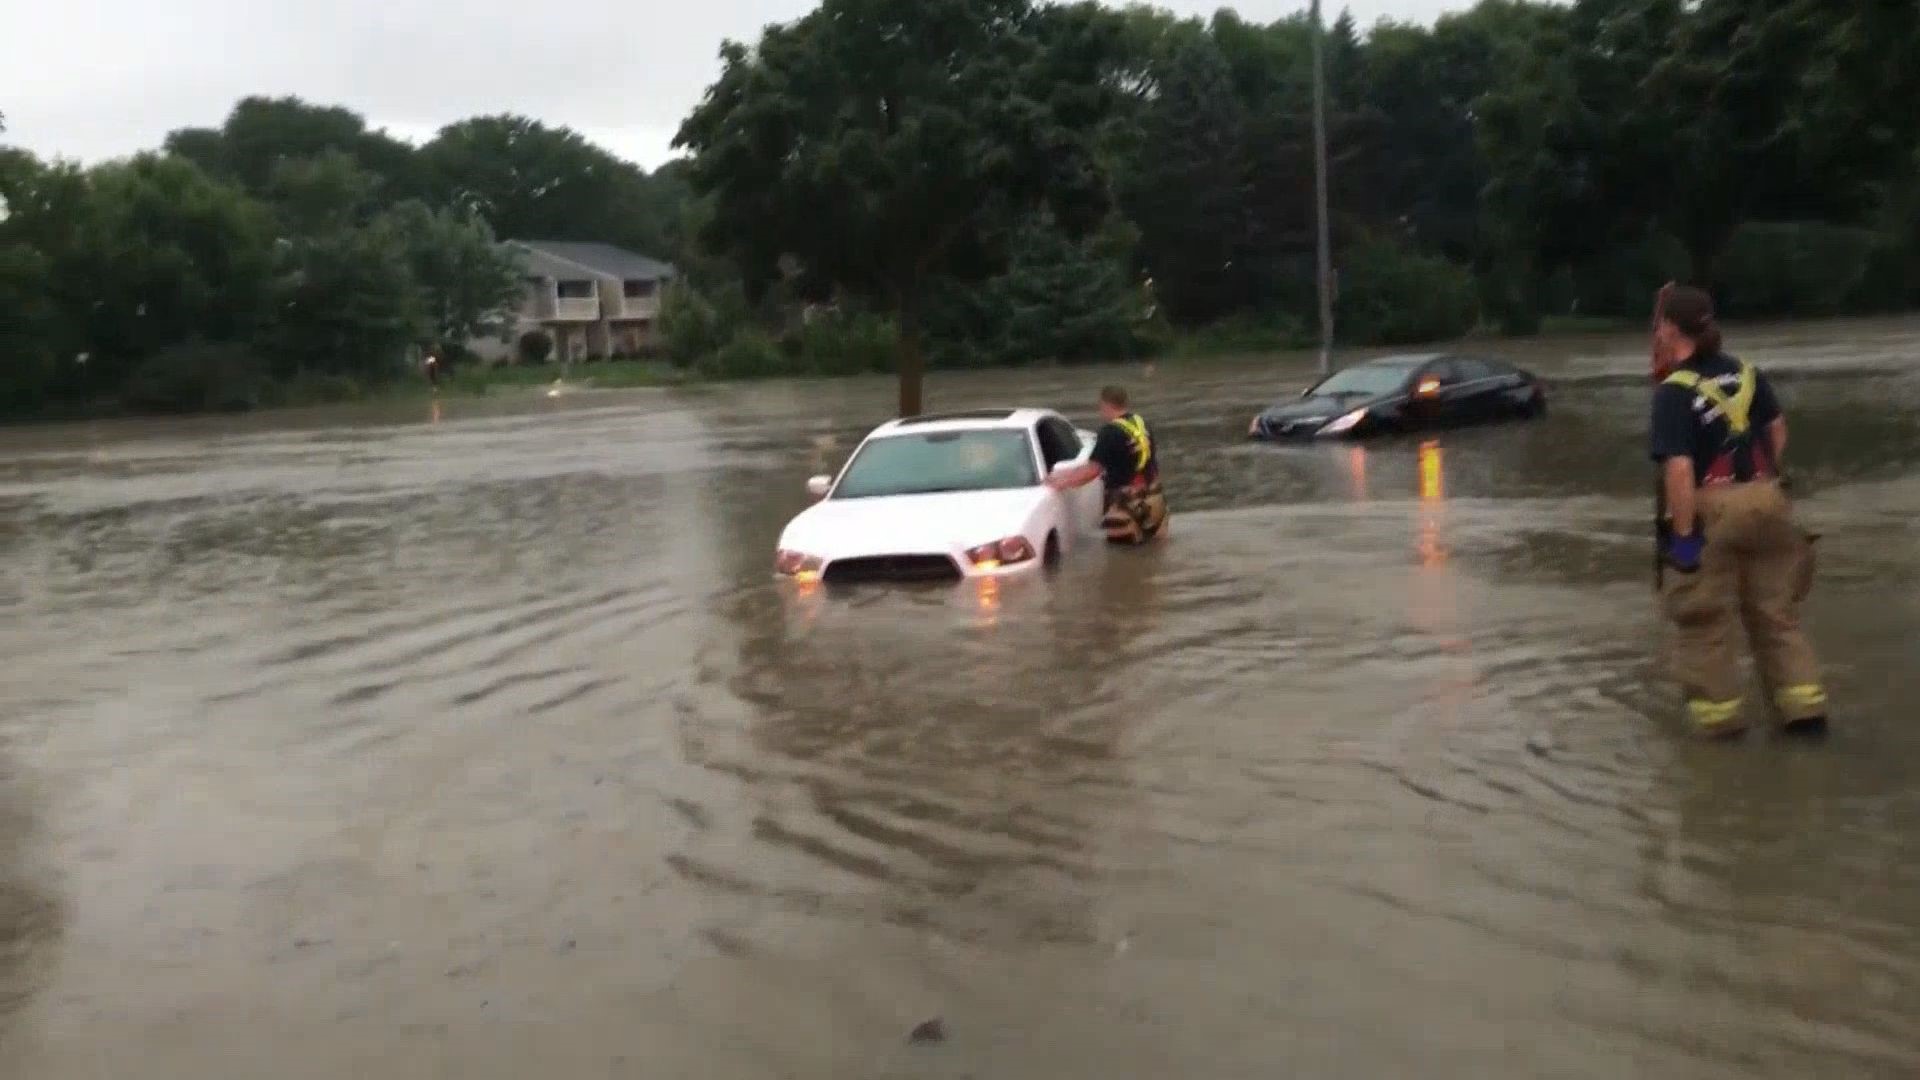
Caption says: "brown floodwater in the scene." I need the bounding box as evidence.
[3,319,1919,1079]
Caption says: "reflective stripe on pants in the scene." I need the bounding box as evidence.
[1687,697,1745,733]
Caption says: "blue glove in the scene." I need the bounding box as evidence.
[1664,530,1704,573]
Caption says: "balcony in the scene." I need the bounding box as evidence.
[613,295,660,321]
[552,296,600,321]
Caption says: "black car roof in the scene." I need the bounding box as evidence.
[1358,353,1445,369]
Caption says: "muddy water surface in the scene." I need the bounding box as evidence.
[3,320,1919,1078]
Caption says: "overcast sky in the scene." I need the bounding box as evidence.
[4,0,1465,173]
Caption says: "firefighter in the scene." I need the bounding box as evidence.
[1650,285,1827,738]
[1046,385,1169,544]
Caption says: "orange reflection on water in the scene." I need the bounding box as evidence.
[975,576,1001,621]
[1347,445,1369,501]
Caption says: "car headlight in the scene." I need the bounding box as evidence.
[1317,408,1368,436]
[774,549,824,581]
[965,536,1036,570]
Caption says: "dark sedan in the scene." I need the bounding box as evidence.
[1248,352,1547,440]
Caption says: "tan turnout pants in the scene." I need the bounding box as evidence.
[1660,479,1826,734]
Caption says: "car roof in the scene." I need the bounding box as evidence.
[1354,352,1447,369]
[868,408,1060,437]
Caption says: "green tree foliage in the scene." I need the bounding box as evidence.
[1336,238,1481,345]
[10,0,1920,420]
[674,0,1122,414]
[265,150,381,235]
[797,311,900,377]
[417,116,679,256]
[0,240,58,413]
[990,218,1154,363]
[381,201,525,352]
[166,96,418,200]
[1121,35,1254,324]
[123,340,266,414]
[1717,223,1881,319]
[656,280,725,368]
[262,222,420,380]
[66,155,276,400]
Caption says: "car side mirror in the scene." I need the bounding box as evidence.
[805,474,832,498]
[1413,377,1443,400]
[1049,461,1080,479]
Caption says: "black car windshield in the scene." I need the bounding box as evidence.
[1307,363,1417,398]
[832,429,1038,499]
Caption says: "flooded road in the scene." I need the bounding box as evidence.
[3,318,1919,1079]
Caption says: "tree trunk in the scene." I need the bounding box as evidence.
[896,290,924,418]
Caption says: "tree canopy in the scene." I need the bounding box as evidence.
[5,0,1920,419]
[674,0,1121,414]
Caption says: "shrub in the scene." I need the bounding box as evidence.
[658,280,725,367]
[1717,222,1878,318]
[1336,239,1480,346]
[1564,232,1689,319]
[435,341,482,369]
[799,311,898,376]
[274,371,366,405]
[699,329,786,379]
[123,340,265,414]
[1171,312,1310,358]
[517,329,553,365]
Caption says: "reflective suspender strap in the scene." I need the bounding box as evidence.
[1663,362,1757,434]
[1112,414,1153,473]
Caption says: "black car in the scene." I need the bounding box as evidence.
[1248,352,1547,440]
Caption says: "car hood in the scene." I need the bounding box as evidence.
[1258,392,1386,432]
[779,487,1047,559]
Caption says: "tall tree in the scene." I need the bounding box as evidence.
[166,96,417,202]
[1121,35,1255,324]
[381,201,526,353]
[674,0,1121,415]
[263,224,420,380]
[417,116,675,255]
[264,150,382,235]
[64,154,276,397]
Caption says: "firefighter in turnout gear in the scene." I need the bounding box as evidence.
[1046,385,1170,544]
[1650,286,1828,738]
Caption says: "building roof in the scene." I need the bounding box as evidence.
[511,240,677,282]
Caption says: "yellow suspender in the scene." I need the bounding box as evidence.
[1112,414,1153,471]
[1664,362,1756,434]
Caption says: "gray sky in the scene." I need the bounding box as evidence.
[3,0,1464,173]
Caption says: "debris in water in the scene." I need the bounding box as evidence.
[908,1018,947,1044]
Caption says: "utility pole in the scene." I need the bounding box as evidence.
[1309,0,1334,376]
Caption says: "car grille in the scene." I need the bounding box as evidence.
[822,554,963,584]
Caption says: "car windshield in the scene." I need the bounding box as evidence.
[831,429,1037,499]
[1307,363,1417,398]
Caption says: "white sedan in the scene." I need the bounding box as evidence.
[775,408,1106,583]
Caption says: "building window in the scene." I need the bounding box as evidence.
[623,279,657,299]
[557,280,595,299]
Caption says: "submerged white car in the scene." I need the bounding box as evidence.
[775,408,1106,583]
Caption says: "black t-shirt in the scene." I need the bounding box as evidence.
[1649,351,1782,486]
[1090,413,1155,493]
